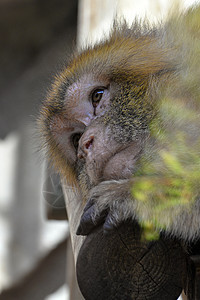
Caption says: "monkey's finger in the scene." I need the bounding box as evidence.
[76,206,96,235]
[103,213,119,235]
[76,206,108,235]
[83,198,94,213]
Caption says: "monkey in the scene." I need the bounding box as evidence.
[38,6,200,242]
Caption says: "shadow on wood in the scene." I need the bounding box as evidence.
[76,221,187,300]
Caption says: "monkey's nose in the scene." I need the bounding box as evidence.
[77,135,94,160]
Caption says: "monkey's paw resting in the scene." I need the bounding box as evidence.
[76,179,137,236]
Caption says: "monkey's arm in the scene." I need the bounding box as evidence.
[76,177,200,241]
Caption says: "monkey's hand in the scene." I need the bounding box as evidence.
[76,179,136,235]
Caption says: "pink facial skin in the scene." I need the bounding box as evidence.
[49,76,111,165]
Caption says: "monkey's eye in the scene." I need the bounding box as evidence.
[71,133,82,151]
[91,89,104,107]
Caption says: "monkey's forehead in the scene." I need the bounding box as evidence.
[59,24,176,85]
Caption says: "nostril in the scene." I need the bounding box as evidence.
[71,133,83,152]
[77,135,94,160]
[85,136,94,149]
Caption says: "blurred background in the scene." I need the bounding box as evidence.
[0,1,77,299]
[0,0,198,299]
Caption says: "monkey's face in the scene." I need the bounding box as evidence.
[39,29,171,181]
[39,71,150,184]
[43,75,111,169]
[77,119,144,186]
